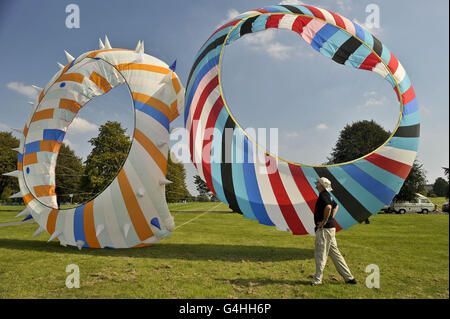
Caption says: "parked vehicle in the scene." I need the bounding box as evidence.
[443,202,449,213]
[389,193,435,214]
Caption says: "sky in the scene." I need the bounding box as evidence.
[0,0,448,196]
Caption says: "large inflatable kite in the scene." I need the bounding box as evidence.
[6,36,185,249]
[185,4,419,234]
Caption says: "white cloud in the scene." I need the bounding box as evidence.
[6,82,38,99]
[242,29,295,61]
[336,0,353,13]
[359,90,388,108]
[63,138,76,149]
[278,0,305,5]
[68,117,98,134]
[283,131,300,138]
[316,123,328,131]
[218,8,240,26]
[0,122,11,131]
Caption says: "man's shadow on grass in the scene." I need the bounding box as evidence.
[0,238,314,262]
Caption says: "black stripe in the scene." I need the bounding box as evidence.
[240,16,258,37]
[372,35,383,57]
[221,117,241,213]
[314,167,372,223]
[332,36,363,65]
[394,124,420,138]
[279,5,305,14]
[187,34,227,87]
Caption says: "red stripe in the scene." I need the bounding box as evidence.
[303,5,326,20]
[329,12,346,29]
[359,52,381,71]
[201,96,225,194]
[387,52,399,74]
[365,154,412,179]
[393,87,401,101]
[189,75,219,168]
[401,85,416,105]
[265,14,284,29]
[265,155,307,235]
[288,164,342,232]
[254,9,270,13]
[291,16,313,35]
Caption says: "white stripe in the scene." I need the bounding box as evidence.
[278,163,316,234]
[393,62,406,84]
[278,14,297,31]
[63,208,76,246]
[376,146,417,166]
[340,15,356,36]
[317,8,335,25]
[253,149,290,231]
[372,62,389,78]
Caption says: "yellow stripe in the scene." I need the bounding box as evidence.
[31,109,54,123]
[115,63,170,74]
[46,209,59,234]
[86,48,132,59]
[33,185,56,197]
[83,201,101,248]
[89,72,112,93]
[55,73,85,83]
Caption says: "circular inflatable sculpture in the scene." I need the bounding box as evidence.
[185,4,419,234]
[6,36,185,249]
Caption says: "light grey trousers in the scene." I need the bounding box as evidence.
[313,227,354,284]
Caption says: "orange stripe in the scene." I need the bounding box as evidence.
[23,125,29,136]
[169,100,179,121]
[56,73,85,83]
[132,243,153,248]
[171,75,181,94]
[83,201,100,248]
[17,162,23,171]
[31,109,54,123]
[89,72,112,93]
[86,48,131,59]
[114,63,170,74]
[23,153,38,165]
[117,169,154,241]
[23,193,34,205]
[134,128,167,175]
[46,209,59,234]
[59,98,82,113]
[40,140,61,153]
[34,185,56,197]
[132,92,171,118]
[38,89,45,103]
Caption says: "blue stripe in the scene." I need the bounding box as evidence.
[403,98,419,115]
[297,6,314,16]
[243,137,274,226]
[398,74,412,94]
[210,108,229,205]
[262,5,292,13]
[24,141,41,154]
[311,24,340,51]
[251,15,270,33]
[380,45,391,65]
[18,153,23,163]
[232,129,257,221]
[301,166,357,230]
[342,164,396,205]
[185,55,220,125]
[328,166,385,215]
[387,137,419,152]
[353,160,405,194]
[352,22,365,42]
[384,73,397,88]
[73,205,88,248]
[399,111,420,127]
[43,129,65,142]
[346,44,372,69]
[134,101,169,131]
[320,29,351,59]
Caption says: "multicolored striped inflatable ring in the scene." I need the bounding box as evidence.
[185,4,419,235]
[10,38,185,249]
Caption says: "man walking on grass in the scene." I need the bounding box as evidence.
[311,177,357,286]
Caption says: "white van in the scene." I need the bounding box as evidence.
[389,193,435,214]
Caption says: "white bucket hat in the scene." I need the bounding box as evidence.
[316,177,333,192]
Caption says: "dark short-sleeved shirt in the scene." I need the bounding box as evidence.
[314,190,336,231]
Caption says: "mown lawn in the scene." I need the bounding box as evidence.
[0,203,448,299]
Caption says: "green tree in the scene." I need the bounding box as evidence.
[328,120,426,202]
[55,143,84,205]
[0,131,20,202]
[193,175,213,200]
[432,177,449,198]
[328,120,391,164]
[165,152,190,203]
[80,121,131,201]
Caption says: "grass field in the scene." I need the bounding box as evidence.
[0,202,448,299]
